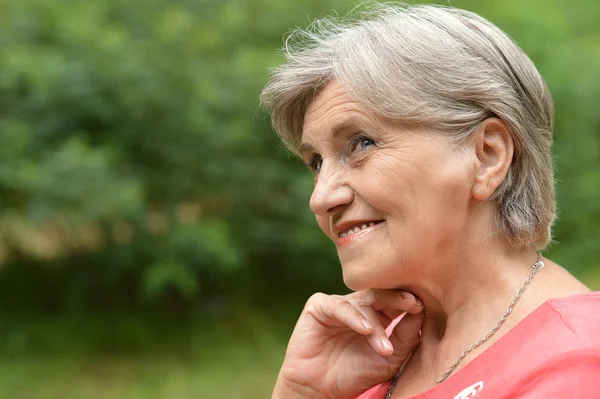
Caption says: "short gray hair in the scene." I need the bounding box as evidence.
[260,3,555,250]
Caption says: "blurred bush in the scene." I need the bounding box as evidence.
[0,0,597,319]
[0,0,351,317]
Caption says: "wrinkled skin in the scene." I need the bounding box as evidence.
[273,81,481,398]
[273,289,423,399]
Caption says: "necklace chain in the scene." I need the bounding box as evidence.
[385,253,544,399]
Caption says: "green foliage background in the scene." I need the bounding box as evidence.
[0,0,598,397]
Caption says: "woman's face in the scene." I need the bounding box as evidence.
[301,82,477,291]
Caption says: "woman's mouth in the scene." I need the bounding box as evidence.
[336,220,384,247]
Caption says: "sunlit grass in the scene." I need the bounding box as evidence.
[0,352,283,399]
[0,272,597,399]
[0,308,290,399]
[0,325,286,399]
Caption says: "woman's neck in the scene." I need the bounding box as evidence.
[403,241,541,384]
[391,249,590,398]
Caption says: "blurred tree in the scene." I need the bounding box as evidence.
[0,0,597,317]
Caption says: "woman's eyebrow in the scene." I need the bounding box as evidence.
[299,117,365,153]
[331,118,362,138]
[299,142,314,154]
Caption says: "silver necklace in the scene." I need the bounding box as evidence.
[384,253,544,399]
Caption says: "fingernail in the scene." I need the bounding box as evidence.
[381,338,394,352]
[401,292,415,300]
[415,298,423,306]
[361,319,373,330]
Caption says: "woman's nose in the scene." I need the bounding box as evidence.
[309,161,354,216]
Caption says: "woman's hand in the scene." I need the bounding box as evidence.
[272,289,424,399]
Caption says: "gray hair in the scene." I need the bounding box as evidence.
[260,3,555,250]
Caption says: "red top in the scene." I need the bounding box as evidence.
[356,291,600,399]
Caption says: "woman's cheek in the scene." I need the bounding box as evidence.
[315,216,332,239]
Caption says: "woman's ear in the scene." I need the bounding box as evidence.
[472,118,514,201]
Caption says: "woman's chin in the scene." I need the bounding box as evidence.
[342,268,377,291]
[341,261,401,291]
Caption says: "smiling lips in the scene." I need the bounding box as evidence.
[335,220,384,247]
[339,221,381,237]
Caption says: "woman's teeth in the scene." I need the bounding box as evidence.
[339,222,378,237]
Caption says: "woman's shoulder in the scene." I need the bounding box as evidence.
[493,291,600,375]
[491,290,600,353]
[455,292,600,399]
[489,293,600,399]
[546,289,600,311]
[528,261,599,341]
[353,292,600,399]
[543,290,600,342]
[510,290,600,353]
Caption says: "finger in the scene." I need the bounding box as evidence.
[387,311,424,365]
[348,290,399,327]
[372,290,424,327]
[405,296,424,314]
[328,298,375,336]
[355,304,397,357]
[373,289,418,311]
[347,289,377,305]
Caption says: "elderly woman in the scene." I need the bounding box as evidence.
[260,4,600,399]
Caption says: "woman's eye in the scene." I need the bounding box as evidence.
[309,155,322,172]
[350,135,376,152]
